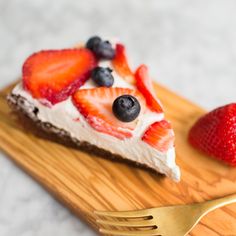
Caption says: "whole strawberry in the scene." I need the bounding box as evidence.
[188,103,236,166]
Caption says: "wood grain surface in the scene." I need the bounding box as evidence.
[0,82,236,236]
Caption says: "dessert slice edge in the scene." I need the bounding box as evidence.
[7,37,180,182]
[7,83,180,182]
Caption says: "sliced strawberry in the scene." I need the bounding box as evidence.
[189,103,236,166]
[135,65,163,113]
[23,48,97,105]
[72,87,145,139]
[112,44,135,84]
[142,120,175,152]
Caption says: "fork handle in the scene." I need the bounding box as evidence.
[201,193,236,213]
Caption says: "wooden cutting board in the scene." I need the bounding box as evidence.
[0,82,236,236]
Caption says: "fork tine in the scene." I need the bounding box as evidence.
[97,219,156,227]
[99,228,159,236]
[94,209,151,219]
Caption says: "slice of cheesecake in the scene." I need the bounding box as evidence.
[7,36,180,181]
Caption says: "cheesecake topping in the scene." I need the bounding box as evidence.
[22,48,97,105]
[20,36,174,155]
[112,95,141,122]
[91,66,114,87]
[86,36,115,59]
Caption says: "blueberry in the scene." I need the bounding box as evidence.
[86,36,102,51]
[112,95,141,122]
[91,67,114,87]
[94,40,115,59]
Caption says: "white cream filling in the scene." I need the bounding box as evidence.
[12,61,180,181]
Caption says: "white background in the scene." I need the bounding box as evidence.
[0,0,236,235]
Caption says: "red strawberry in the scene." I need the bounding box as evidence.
[112,44,135,84]
[142,120,175,152]
[135,65,163,113]
[72,87,145,139]
[189,103,236,166]
[23,48,97,105]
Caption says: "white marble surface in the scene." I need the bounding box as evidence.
[0,0,236,235]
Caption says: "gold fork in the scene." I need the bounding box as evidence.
[94,193,236,235]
